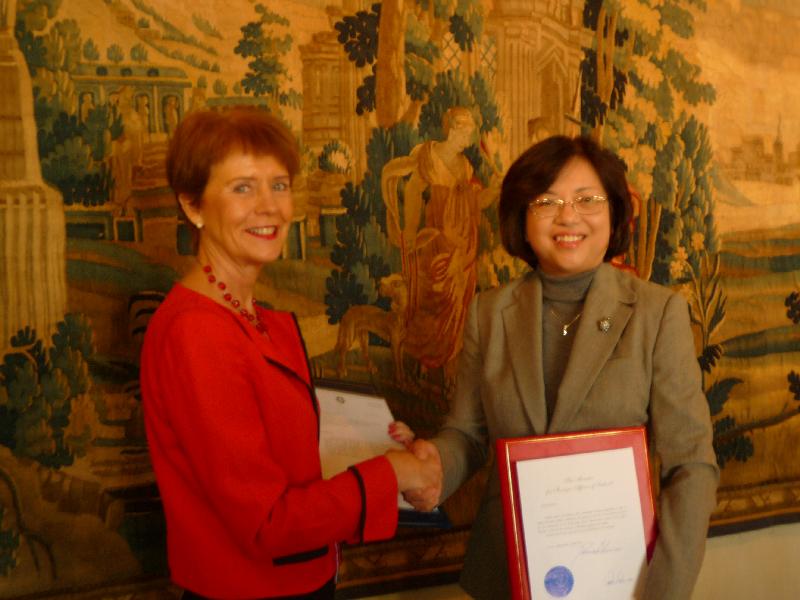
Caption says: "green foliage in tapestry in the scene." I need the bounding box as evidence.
[318,140,353,175]
[15,1,121,207]
[193,14,223,39]
[235,4,302,115]
[418,71,473,139]
[681,253,751,468]
[787,291,800,324]
[327,0,503,324]
[107,43,124,64]
[713,413,755,468]
[131,0,218,55]
[785,294,800,427]
[324,125,419,323]
[580,0,718,285]
[0,504,19,576]
[334,0,487,118]
[579,48,627,129]
[577,2,754,469]
[448,0,484,51]
[82,38,100,62]
[334,4,380,114]
[789,371,800,401]
[0,315,95,469]
[650,114,718,285]
[39,132,114,207]
[131,43,149,63]
[671,264,800,469]
[323,73,502,323]
[213,79,228,97]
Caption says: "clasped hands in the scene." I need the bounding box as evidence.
[384,422,442,512]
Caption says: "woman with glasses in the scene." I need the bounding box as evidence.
[405,136,719,600]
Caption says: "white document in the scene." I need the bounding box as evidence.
[316,387,414,510]
[317,386,401,477]
[516,447,647,600]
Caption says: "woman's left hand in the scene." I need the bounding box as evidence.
[388,421,415,448]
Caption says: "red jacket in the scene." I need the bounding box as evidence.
[140,284,398,598]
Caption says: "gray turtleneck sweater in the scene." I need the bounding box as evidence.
[540,266,598,424]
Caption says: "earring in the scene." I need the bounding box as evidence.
[195,222,203,229]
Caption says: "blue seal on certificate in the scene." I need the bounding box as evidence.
[544,565,574,597]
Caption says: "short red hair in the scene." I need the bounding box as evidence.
[166,106,300,220]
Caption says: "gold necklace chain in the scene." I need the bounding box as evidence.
[548,307,583,337]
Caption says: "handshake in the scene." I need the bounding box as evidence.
[384,422,443,512]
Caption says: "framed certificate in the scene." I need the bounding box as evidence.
[496,427,656,600]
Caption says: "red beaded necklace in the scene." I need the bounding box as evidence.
[202,264,269,336]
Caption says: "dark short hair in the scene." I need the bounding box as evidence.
[498,135,632,269]
[166,106,300,225]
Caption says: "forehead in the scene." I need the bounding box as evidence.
[546,156,604,191]
[209,152,290,179]
[453,115,475,128]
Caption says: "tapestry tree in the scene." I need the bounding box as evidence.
[326,0,504,324]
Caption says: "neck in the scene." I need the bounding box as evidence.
[185,249,260,308]
[435,138,461,160]
[539,265,599,303]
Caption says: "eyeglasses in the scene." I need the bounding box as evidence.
[527,195,608,219]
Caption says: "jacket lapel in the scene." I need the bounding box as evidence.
[243,314,312,387]
[548,264,636,432]
[178,284,313,389]
[502,276,548,435]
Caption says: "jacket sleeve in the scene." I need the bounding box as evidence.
[643,293,719,600]
[347,459,399,544]
[432,295,491,500]
[143,309,398,561]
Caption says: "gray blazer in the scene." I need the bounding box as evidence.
[432,263,719,600]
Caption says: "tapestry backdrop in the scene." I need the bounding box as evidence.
[1,0,799,596]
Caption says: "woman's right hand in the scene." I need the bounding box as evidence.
[385,439,443,512]
[385,440,442,511]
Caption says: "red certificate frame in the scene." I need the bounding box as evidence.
[496,426,657,600]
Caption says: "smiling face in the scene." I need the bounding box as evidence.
[180,152,292,276]
[524,156,611,276]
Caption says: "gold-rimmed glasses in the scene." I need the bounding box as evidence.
[527,195,608,219]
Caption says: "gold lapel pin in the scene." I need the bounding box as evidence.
[598,317,612,333]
